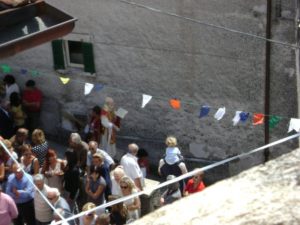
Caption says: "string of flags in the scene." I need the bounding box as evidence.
[1,63,300,133]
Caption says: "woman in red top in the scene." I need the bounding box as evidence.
[184,170,206,196]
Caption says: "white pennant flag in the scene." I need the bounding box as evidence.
[288,118,300,133]
[214,107,226,120]
[142,94,152,108]
[232,111,242,126]
[84,83,94,95]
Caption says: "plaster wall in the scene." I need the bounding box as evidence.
[0,0,297,180]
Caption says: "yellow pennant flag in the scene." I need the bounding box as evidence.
[60,77,70,85]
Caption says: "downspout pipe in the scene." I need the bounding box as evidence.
[264,0,272,162]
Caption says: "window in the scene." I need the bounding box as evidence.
[51,39,96,74]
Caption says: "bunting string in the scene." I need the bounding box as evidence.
[0,63,299,132]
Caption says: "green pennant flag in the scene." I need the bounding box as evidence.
[31,70,40,77]
[269,116,281,129]
[1,64,11,73]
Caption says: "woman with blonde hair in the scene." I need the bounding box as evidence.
[119,176,140,222]
[31,128,49,167]
[80,202,98,225]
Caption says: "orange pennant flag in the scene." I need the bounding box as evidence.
[253,113,264,125]
[169,98,181,110]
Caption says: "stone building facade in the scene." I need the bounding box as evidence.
[0,0,298,182]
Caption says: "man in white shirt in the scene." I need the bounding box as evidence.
[120,143,144,191]
[33,174,53,225]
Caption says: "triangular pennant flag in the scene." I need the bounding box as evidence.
[1,64,11,73]
[93,84,104,92]
[84,83,94,95]
[232,111,242,126]
[142,94,152,108]
[214,107,225,120]
[288,118,300,133]
[199,105,210,118]
[239,112,249,122]
[59,77,70,85]
[253,113,265,125]
[20,68,27,75]
[169,98,181,110]
[31,70,40,77]
[269,115,281,129]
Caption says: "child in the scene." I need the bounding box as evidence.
[164,136,183,165]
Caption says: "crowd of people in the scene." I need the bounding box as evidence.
[0,74,206,225]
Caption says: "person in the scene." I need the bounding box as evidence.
[31,129,49,167]
[49,208,70,225]
[111,166,125,196]
[90,152,111,201]
[20,144,40,175]
[22,79,42,132]
[0,147,6,190]
[9,92,26,131]
[85,166,106,209]
[6,164,36,225]
[79,202,97,225]
[164,136,183,165]
[95,213,110,225]
[120,143,144,191]
[47,187,72,218]
[160,175,181,205]
[68,133,89,173]
[100,97,120,158]
[158,154,188,194]
[108,195,127,225]
[0,0,38,10]
[1,139,18,181]
[2,74,20,103]
[0,187,18,225]
[0,97,14,139]
[86,106,102,144]
[183,170,206,196]
[10,127,29,159]
[0,139,11,192]
[63,151,80,204]
[33,174,53,225]
[87,141,115,174]
[42,149,65,192]
[119,176,140,223]
[137,148,149,178]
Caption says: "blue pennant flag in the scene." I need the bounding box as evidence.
[239,112,249,122]
[199,105,210,118]
[93,84,104,92]
[20,69,27,75]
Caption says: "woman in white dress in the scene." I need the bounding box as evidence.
[41,149,65,191]
[119,176,141,223]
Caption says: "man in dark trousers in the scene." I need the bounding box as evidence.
[0,97,14,139]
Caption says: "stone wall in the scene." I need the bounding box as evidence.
[0,0,297,180]
[132,148,300,225]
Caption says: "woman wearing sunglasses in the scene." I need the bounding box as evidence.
[119,176,140,223]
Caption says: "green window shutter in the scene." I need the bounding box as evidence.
[51,40,65,70]
[82,42,96,74]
